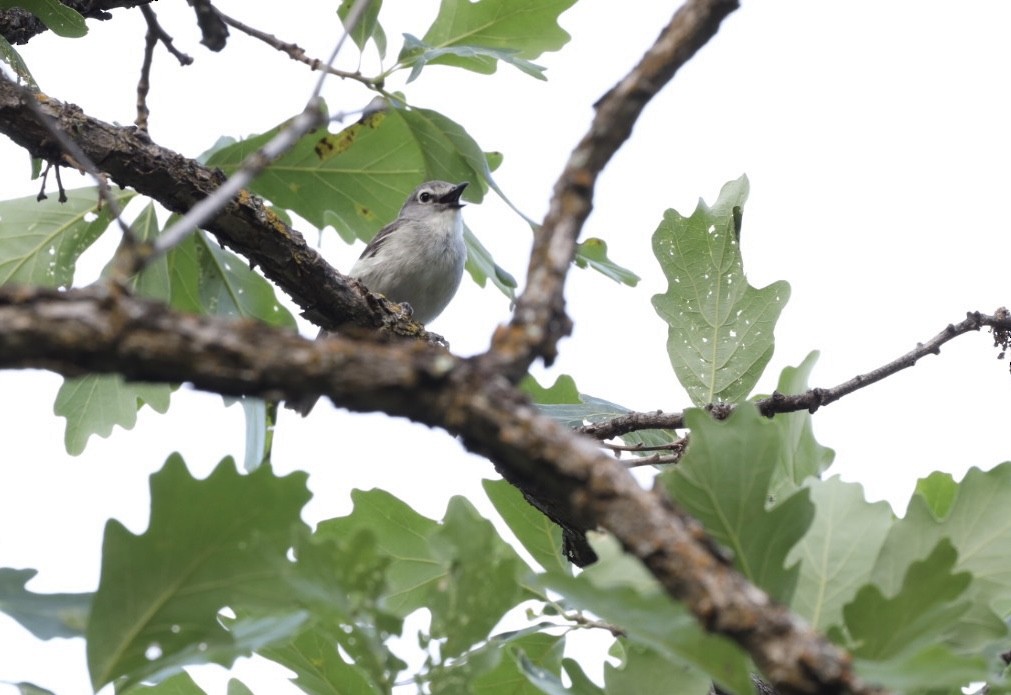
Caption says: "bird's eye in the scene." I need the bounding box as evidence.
[419,192,433,203]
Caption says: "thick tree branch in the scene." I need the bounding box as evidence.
[0,285,883,695]
[487,0,739,380]
[581,308,1011,440]
[0,71,441,341]
[0,1,151,45]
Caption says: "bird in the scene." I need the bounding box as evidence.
[287,180,469,416]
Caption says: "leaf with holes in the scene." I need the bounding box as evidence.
[651,176,789,405]
[0,187,134,287]
[86,455,312,690]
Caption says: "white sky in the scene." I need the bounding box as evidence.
[2,1,1011,693]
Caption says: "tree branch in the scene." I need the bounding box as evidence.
[0,71,441,341]
[580,308,1011,440]
[0,285,883,695]
[486,0,739,380]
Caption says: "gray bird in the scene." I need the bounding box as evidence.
[287,180,470,415]
[350,180,468,323]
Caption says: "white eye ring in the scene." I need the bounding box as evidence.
[419,191,434,203]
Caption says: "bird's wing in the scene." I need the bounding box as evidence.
[358,219,402,260]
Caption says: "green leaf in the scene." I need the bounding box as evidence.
[661,405,813,602]
[465,223,517,299]
[853,644,989,695]
[765,352,836,501]
[400,33,546,83]
[872,462,1011,646]
[338,0,386,58]
[86,455,312,690]
[913,471,958,520]
[0,187,135,287]
[167,229,295,328]
[573,238,640,287]
[604,643,710,695]
[54,374,172,456]
[468,632,565,695]
[0,567,91,639]
[483,478,569,576]
[428,497,529,657]
[844,539,971,659]
[521,374,580,404]
[399,0,577,78]
[120,202,171,300]
[259,623,385,695]
[315,489,443,617]
[0,0,87,37]
[541,539,753,695]
[786,478,893,632]
[651,176,790,405]
[0,34,40,90]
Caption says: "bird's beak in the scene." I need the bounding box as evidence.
[440,182,469,207]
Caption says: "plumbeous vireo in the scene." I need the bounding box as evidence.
[288,180,469,416]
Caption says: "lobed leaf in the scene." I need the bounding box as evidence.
[86,455,312,690]
[651,176,789,405]
[54,375,172,456]
[786,478,893,632]
[0,567,90,640]
[661,404,813,603]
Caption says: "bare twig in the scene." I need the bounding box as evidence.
[486,0,740,382]
[139,5,193,67]
[0,284,886,695]
[215,8,378,90]
[581,309,1011,439]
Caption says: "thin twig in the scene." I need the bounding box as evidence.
[215,8,378,90]
[139,5,193,67]
[581,308,1011,440]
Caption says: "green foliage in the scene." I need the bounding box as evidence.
[338,0,387,58]
[785,477,893,632]
[396,0,578,80]
[573,238,640,287]
[0,187,134,287]
[0,568,90,639]
[662,405,813,602]
[86,455,313,690]
[54,374,172,455]
[651,176,790,405]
